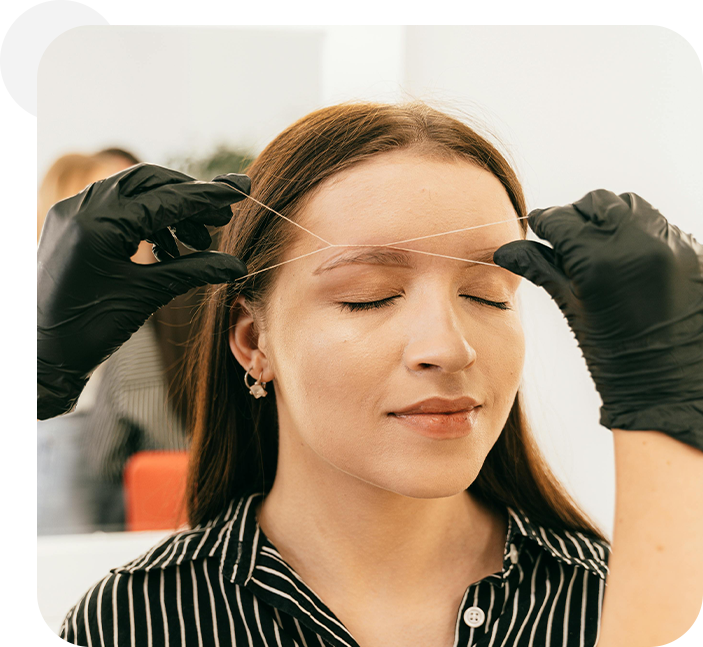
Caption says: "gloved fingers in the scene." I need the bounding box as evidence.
[116,163,199,197]
[188,174,251,226]
[146,228,180,259]
[210,173,252,194]
[617,192,678,237]
[128,175,250,242]
[527,205,587,254]
[616,192,639,211]
[190,205,236,227]
[616,193,703,264]
[151,243,175,263]
[170,219,212,251]
[188,175,252,226]
[138,251,248,305]
[571,189,631,229]
[493,239,572,306]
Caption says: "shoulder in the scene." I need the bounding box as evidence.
[60,497,257,645]
[59,569,127,645]
[59,541,233,646]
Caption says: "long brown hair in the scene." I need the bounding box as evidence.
[184,101,608,544]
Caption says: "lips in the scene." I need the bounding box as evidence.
[390,396,480,416]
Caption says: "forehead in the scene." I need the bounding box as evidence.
[295,150,519,250]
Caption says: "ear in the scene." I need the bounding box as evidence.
[229,296,273,382]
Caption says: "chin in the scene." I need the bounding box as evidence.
[368,465,481,500]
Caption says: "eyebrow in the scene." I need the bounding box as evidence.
[312,246,499,275]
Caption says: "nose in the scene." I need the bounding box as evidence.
[402,292,478,374]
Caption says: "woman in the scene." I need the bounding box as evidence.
[39,102,703,646]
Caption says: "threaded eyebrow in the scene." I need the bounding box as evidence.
[312,246,498,275]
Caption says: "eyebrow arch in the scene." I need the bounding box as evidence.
[312,246,499,275]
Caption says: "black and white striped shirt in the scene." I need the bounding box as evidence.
[59,492,611,647]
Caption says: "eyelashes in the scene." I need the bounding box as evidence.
[338,295,511,313]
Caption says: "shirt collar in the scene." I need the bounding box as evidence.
[505,505,610,581]
[114,492,609,584]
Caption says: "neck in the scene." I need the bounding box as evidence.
[256,429,506,607]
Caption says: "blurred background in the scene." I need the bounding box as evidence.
[36,25,703,632]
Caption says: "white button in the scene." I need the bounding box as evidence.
[463,606,485,628]
[508,543,519,564]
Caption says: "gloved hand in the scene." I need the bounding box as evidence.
[37,163,250,420]
[493,190,703,453]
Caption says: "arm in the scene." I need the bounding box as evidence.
[597,430,703,647]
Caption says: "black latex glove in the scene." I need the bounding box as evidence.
[37,163,251,420]
[493,190,703,453]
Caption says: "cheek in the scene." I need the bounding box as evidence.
[283,336,375,464]
[274,307,383,416]
[477,314,525,393]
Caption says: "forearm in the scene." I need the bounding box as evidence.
[596,429,703,647]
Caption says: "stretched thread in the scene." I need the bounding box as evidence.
[228,187,529,282]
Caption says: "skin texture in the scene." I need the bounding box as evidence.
[597,429,703,647]
[229,150,524,645]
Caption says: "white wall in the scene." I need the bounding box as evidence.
[38,26,325,178]
[37,26,703,540]
[404,26,703,213]
[37,25,414,179]
[38,530,170,634]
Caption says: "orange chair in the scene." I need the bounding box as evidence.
[123,451,190,531]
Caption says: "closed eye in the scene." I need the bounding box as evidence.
[338,296,511,313]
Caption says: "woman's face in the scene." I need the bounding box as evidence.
[236,149,525,498]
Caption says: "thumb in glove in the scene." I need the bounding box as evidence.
[493,239,578,316]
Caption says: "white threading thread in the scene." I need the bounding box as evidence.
[227,187,530,282]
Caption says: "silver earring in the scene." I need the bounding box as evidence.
[244,368,268,399]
